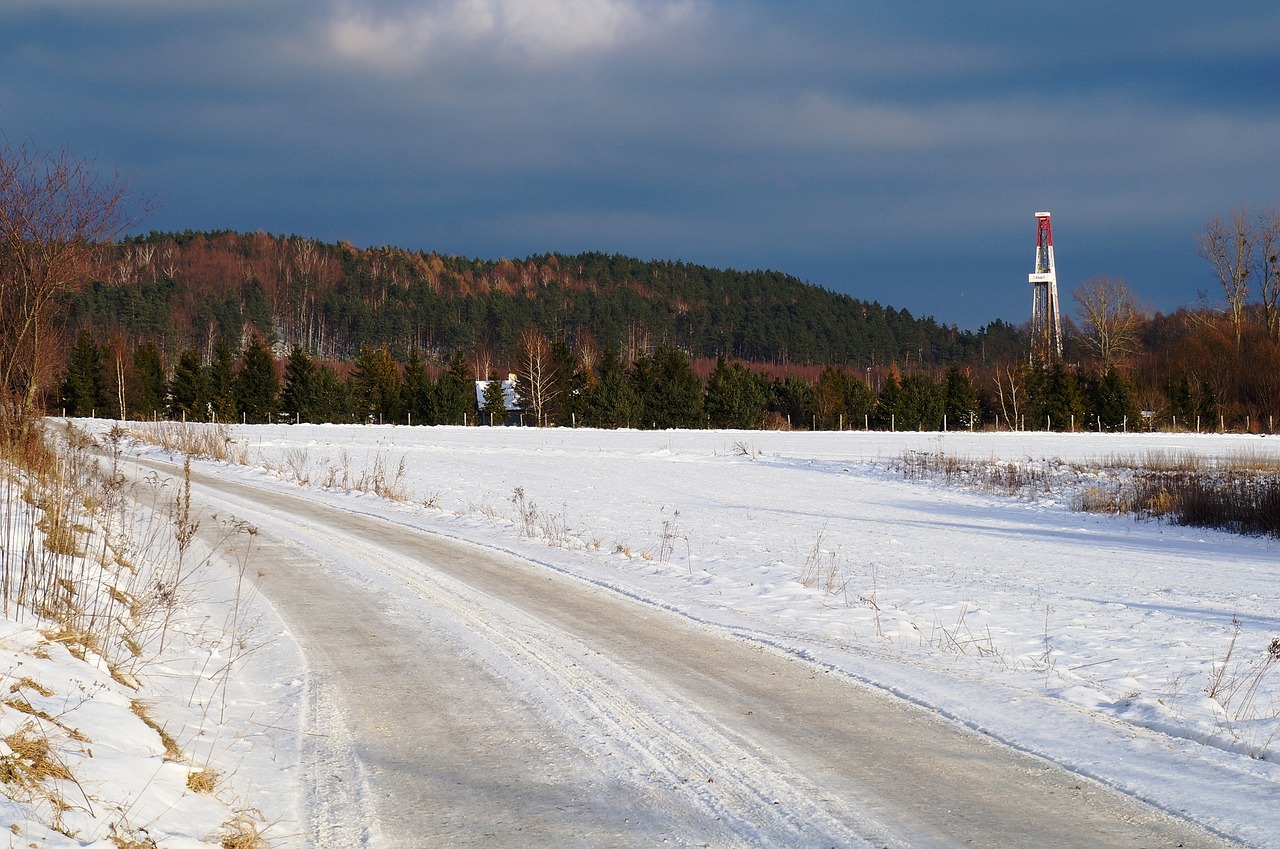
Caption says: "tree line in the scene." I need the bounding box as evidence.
[57,321,1163,434]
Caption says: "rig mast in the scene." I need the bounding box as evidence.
[1028,211,1063,364]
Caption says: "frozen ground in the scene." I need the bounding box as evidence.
[31,423,1280,845]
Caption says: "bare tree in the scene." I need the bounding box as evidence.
[993,364,1023,430]
[514,328,559,427]
[1257,208,1280,342]
[1197,209,1253,350]
[1073,275,1142,367]
[0,139,148,433]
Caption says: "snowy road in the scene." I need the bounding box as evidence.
[134,454,1241,848]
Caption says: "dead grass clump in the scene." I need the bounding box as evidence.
[41,626,102,662]
[355,451,409,501]
[36,501,85,556]
[127,421,248,464]
[892,450,1061,499]
[1,722,74,786]
[220,812,270,849]
[187,766,220,794]
[130,700,182,761]
[10,677,55,698]
[108,822,159,848]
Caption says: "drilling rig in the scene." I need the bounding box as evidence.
[1028,211,1063,364]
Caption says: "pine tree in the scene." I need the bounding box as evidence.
[280,345,318,423]
[769,375,816,430]
[168,347,209,421]
[59,329,105,417]
[584,345,640,428]
[206,336,237,423]
[705,357,768,429]
[233,335,279,423]
[129,340,167,421]
[313,363,354,423]
[633,344,703,429]
[480,374,508,425]
[898,373,943,431]
[434,351,474,425]
[872,373,902,430]
[942,365,981,430]
[402,347,435,425]
[351,345,402,424]
[1092,365,1135,431]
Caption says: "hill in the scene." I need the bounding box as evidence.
[64,231,1019,367]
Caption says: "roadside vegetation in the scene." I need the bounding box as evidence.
[0,420,272,844]
[893,448,1280,538]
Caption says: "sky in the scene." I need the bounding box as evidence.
[3,1,1278,330]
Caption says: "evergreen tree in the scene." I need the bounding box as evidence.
[402,347,436,425]
[1092,365,1136,431]
[243,277,273,339]
[633,344,703,429]
[1032,363,1086,431]
[898,373,944,431]
[206,336,238,423]
[584,345,640,428]
[281,345,318,423]
[1196,378,1218,426]
[769,375,816,430]
[705,357,768,429]
[234,335,279,423]
[872,373,902,430]
[1163,375,1194,426]
[129,340,167,421]
[480,374,509,425]
[350,345,403,424]
[844,374,876,428]
[313,363,354,423]
[435,351,474,425]
[59,329,105,417]
[168,347,210,421]
[812,366,875,430]
[942,365,981,430]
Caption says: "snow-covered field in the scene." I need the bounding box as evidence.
[11,422,1278,845]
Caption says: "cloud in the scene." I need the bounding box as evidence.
[325,0,701,72]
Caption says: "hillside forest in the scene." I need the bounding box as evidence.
[39,213,1278,435]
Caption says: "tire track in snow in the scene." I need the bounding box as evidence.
[311,523,888,847]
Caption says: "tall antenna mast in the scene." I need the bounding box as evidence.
[1028,211,1063,364]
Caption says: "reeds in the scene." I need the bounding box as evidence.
[895,448,1280,538]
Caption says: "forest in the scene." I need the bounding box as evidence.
[44,212,1280,435]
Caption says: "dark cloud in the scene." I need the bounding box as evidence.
[3,1,1278,328]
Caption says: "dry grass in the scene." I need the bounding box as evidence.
[895,448,1280,538]
[130,700,182,761]
[1,722,74,786]
[220,812,270,849]
[108,822,159,848]
[126,421,249,464]
[187,765,220,794]
[10,676,55,698]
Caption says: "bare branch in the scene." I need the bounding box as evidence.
[1256,208,1280,342]
[1196,209,1252,350]
[1073,275,1143,368]
[0,139,152,430]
